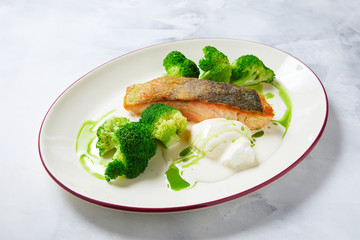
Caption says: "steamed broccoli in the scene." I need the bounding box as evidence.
[140,103,187,148]
[163,51,200,78]
[104,122,157,181]
[230,54,275,86]
[198,46,232,83]
[96,116,130,156]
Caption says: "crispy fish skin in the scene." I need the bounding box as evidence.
[124,76,274,130]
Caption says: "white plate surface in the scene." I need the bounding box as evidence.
[38,38,328,212]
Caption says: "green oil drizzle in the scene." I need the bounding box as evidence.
[252,130,264,138]
[182,153,203,168]
[79,154,105,179]
[271,81,292,136]
[265,92,274,99]
[165,146,201,191]
[250,82,292,137]
[179,147,192,156]
[165,163,191,191]
[76,120,99,158]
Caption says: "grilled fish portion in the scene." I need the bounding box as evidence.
[124,76,274,130]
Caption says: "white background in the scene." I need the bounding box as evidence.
[1,0,359,239]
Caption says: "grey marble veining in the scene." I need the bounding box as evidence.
[1,0,359,239]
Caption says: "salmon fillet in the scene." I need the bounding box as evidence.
[124,76,274,130]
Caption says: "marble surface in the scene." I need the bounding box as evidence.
[1,0,360,239]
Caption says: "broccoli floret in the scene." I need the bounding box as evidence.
[96,116,130,156]
[198,46,232,83]
[230,55,275,86]
[104,122,157,181]
[163,51,200,78]
[104,159,124,181]
[140,103,187,148]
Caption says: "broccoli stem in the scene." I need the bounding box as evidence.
[162,134,180,148]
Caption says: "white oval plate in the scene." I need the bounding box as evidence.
[38,39,328,212]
